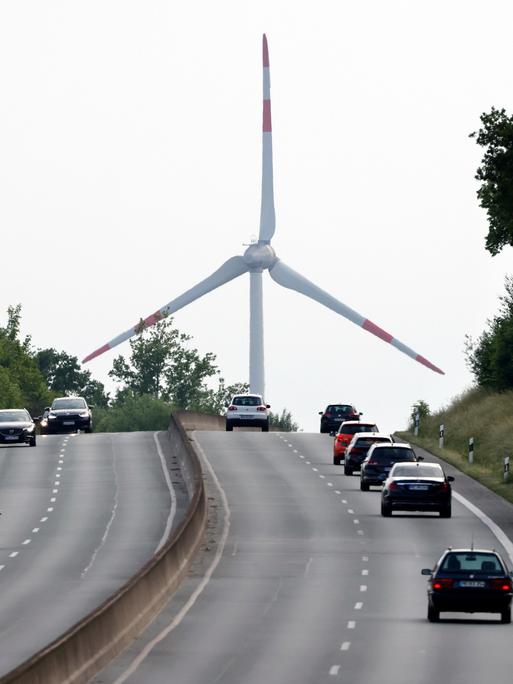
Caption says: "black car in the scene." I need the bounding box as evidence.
[422,548,513,623]
[0,409,37,447]
[42,396,93,434]
[360,443,421,490]
[381,462,454,517]
[319,404,360,434]
[344,432,393,475]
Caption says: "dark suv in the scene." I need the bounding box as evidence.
[42,396,93,434]
[344,432,393,475]
[319,404,360,433]
[360,443,421,490]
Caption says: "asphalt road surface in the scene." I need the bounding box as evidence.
[0,431,181,677]
[95,431,513,684]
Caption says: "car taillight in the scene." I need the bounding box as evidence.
[228,406,237,411]
[352,447,362,454]
[439,482,450,492]
[388,481,398,490]
[367,460,379,465]
[490,579,512,591]
[432,578,453,590]
[324,412,332,418]
[257,406,267,412]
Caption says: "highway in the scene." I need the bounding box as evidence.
[95,430,513,684]
[0,431,182,677]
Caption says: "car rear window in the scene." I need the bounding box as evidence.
[441,553,504,573]
[356,437,390,448]
[340,424,378,435]
[371,447,416,464]
[392,464,444,478]
[327,405,354,415]
[232,396,262,407]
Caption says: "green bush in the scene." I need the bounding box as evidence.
[94,395,174,432]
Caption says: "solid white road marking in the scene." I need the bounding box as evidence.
[153,432,177,553]
[341,642,351,651]
[329,665,341,675]
[354,602,363,610]
[304,557,314,577]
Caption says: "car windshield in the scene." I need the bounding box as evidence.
[0,410,30,422]
[370,447,416,464]
[440,552,504,574]
[51,398,87,410]
[340,424,378,435]
[327,405,354,415]
[392,464,444,478]
[232,396,263,407]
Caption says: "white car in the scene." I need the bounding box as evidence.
[225,394,271,432]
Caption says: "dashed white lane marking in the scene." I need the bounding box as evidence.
[347,620,356,629]
[22,539,31,545]
[0,565,4,571]
[329,665,341,676]
[360,585,367,592]
[335,490,341,494]
[299,455,305,459]
[341,642,351,651]
[9,552,18,558]
[353,519,359,524]
[50,497,56,503]
[47,507,54,512]
[342,499,347,504]
[306,461,311,465]
[32,528,39,533]
[347,509,354,514]
[293,449,298,453]
[57,467,62,471]
[362,555,369,561]
[354,602,363,610]
[40,517,48,522]
[319,474,325,479]
[362,569,369,576]
[357,530,365,536]
[58,460,64,464]
[53,489,58,494]
[312,467,318,472]
[153,432,177,553]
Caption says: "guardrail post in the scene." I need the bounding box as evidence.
[439,424,444,449]
[468,437,474,464]
[504,456,510,483]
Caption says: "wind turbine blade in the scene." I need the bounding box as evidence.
[258,34,276,244]
[269,259,444,374]
[83,255,249,363]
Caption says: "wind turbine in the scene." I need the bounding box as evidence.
[83,35,444,393]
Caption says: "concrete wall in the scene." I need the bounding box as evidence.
[0,413,208,684]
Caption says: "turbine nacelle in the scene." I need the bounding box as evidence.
[243,243,277,270]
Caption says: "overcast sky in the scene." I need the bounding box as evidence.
[1,1,512,432]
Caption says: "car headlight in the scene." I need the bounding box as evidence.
[79,411,89,418]
[48,414,57,419]
[40,419,48,427]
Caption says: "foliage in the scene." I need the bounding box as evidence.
[268,408,298,432]
[470,107,513,256]
[409,399,430,429]
[94,394,173,432]
[465,275,513,391]
[0,305,51,415]
[194,379,250,415]
[36,348,110,407]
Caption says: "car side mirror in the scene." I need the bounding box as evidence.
[447,476,455,482]
[329,431,336,437]
[417,456,424,461]
[44,407,50,412]
[318,411,323,415]
[421,568,432,576]
[88,404,95,409]
[266,404,270,409]
[359,412,363,416]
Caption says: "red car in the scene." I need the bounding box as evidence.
[333,421,379,465]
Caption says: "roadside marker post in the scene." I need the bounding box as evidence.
[504,456,510,483]
[439,424,444,449]
[414,412,420,437]
[468,437,474,464]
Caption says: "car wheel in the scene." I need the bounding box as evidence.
[501,607,511,624]
[344,465,353,476]
[440,505,452,518]
[427,604,440,622]
[381,501,392,517]
[360,480,370,491]
[225,423,233,432]
[261,422,269,432]
[29,436,36,447]
[333,456,341,466]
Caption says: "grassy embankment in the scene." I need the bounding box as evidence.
[397,386,513,505]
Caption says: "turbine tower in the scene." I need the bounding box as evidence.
[83,35,444,393]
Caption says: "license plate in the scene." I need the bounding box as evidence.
[409,485,428,491]
[63,421,75,426]
[458,580,486,588]
[4,435,18,441]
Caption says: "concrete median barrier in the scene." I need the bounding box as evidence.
[0,412,213,684]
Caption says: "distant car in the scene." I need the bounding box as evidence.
[422,548,513,623]
[43,396,93,434]
[381,462,454,517]
[319,404,360,434]
[359,442,422,490]
[344,432,393,475]
[333,421,379,465]
[0,409,37,447]
[225,394,270,432]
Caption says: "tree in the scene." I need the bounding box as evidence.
[465,275,513,391]
[195,379,250,415]
[268,408,298,432]
[409,399,430,430]
[470,107,513,256]
[36,348,109,407]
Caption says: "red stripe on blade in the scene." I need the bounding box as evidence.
[82,343,111,363]
[134,310,164,334]
[416,354,445,375]
[263,34,269,67]
[263,100,272,131]
[362,319,393,343]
